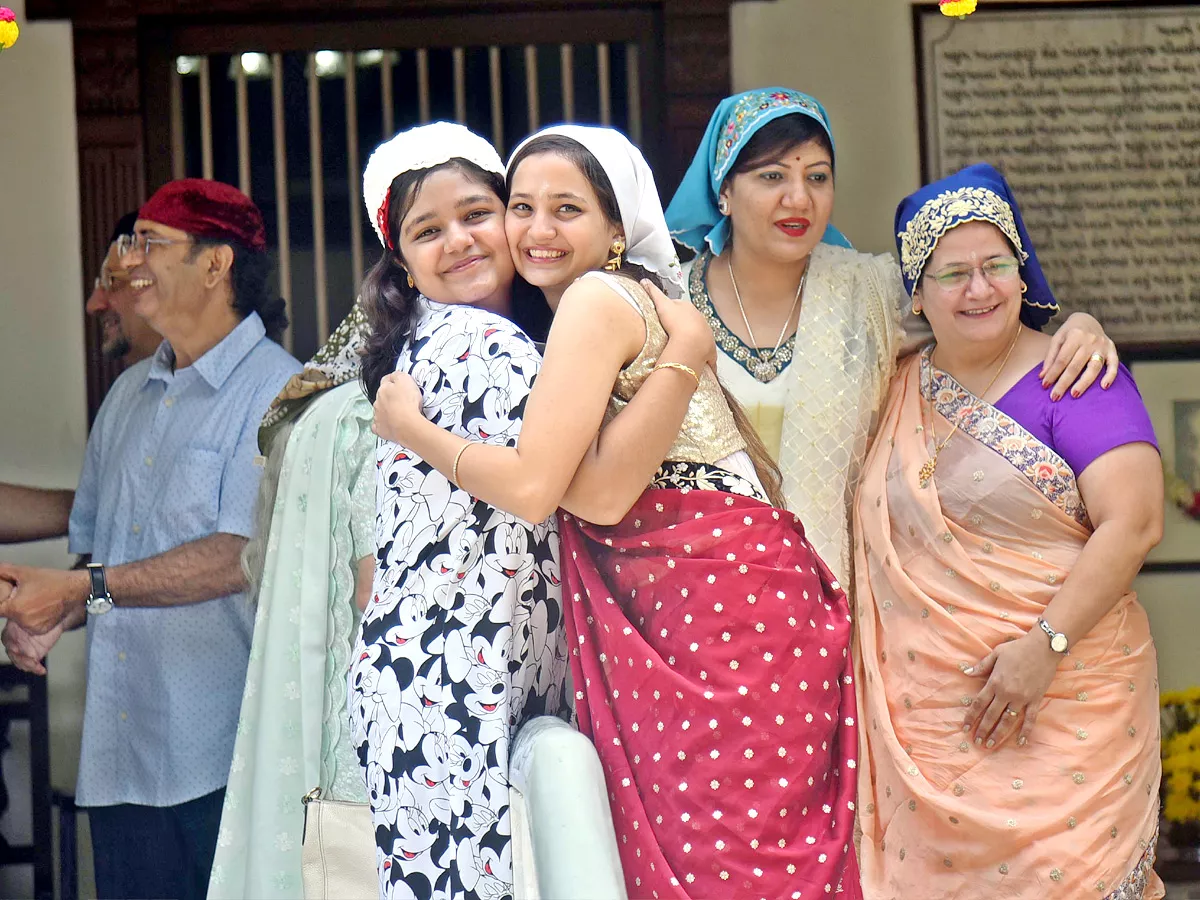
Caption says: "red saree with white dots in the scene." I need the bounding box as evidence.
[559,487,862,899]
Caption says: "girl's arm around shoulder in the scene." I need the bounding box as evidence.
[374,277,645,523]
[560,279,716,525]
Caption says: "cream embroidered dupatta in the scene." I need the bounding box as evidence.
[853,352,1163,900]
[688,242,906,582]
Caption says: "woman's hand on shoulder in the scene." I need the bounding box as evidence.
[644,279,716,373]
[372,372,424,444]
[1040,312,1119,400]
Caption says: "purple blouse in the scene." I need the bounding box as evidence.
[994,363,1158,476]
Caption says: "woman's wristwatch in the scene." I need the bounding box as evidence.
[85,562,114,616]
[1037,617,1068,653]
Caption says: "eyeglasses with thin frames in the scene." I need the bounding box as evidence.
[94,267,133,293]
[115,232,192,260]
[923,255,1020,291]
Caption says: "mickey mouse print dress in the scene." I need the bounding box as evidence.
[349,298,568,900]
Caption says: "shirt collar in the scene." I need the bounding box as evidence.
[146,312,267,389]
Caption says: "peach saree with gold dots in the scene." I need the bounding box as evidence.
[853,352,1163,899]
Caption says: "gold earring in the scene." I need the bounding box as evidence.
[407,271,415,289]
[718,198,730,216]
[1020,280,1028,295]
[912,301,922,315]
[605,238,625,272]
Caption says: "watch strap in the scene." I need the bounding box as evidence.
[87,563,107,598]
[86,563,114,614]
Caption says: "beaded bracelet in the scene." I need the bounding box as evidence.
[452,443,472,486]
[652,361,701,389]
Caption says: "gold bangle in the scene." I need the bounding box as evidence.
[652,361,701,389]
[452,443,472,487]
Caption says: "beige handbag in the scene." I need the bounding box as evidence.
[300,788,378,900]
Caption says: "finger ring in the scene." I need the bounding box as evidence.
[1089,352,1103,364]
[1006,708,1019,718]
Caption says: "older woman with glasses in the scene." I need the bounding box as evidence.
[853,163,1165,899]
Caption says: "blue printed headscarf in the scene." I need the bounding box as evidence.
[894,162,1059,330]
[665,87,852,255]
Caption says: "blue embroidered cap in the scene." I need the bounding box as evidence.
[894,162,1059,329]
[665,87,852,255]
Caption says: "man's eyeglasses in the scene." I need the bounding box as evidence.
[94,267,130,292]
[115,232,191,259]
[924,255,1020,291]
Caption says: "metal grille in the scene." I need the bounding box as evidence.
[170,44,643,359]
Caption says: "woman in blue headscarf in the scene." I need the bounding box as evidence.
[665,88,1118,583]
[853,162,1163,899]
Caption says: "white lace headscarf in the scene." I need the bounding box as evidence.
[363,121,505,249]
[506,124,684,295]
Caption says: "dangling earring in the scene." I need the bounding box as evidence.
[402,268,415,289]
[718,198,730,216]
[605,238,626,272]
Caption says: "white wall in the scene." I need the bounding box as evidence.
[731,0,923,254]
[730,0,1200,693]
[0,0,88,794]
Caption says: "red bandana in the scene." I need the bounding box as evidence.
[138,178,267,253]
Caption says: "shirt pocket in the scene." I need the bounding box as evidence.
[161,447,225,545]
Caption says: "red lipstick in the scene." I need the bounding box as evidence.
[775,217,811,237]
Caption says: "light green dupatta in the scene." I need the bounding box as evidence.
[208,381,373,899]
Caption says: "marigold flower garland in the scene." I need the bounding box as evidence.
[939,0,978,18]
[1166,467,1200,521]
[0,7,18,54]
[1162,687,1200,826]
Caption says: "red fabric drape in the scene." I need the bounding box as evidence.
[560,488,862,899]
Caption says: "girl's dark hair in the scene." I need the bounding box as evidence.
[508,135,787,509]
[726,113,835,182]
[189,238,289,342]
[359,159,545,401]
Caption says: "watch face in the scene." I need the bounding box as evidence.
[1050,633,1068,653]
[87,596,113,615]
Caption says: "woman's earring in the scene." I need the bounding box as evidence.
[403,269,415,289]
[1020,280,1028,295]
[718,198,730,216]
[605,238,626,272]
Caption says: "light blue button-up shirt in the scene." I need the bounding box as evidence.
[68,312,300,808]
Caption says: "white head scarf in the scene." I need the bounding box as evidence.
[506,124,684,295]
[363,121,504,248]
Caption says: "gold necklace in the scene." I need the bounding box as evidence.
[727,255,807,382]
[918,327,1022,489]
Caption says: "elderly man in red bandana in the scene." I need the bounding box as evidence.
[0,179,300,900]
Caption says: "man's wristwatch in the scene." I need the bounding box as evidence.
[85,562,114,616]
[1037,617,1068,653]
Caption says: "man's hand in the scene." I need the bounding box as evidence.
[1,619,66,675]
[0,564,88,635]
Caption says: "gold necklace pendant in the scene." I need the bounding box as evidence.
[918,457,937,489]
[919,327,1023,490]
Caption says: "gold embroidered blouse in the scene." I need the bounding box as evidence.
[593,272,746,466]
